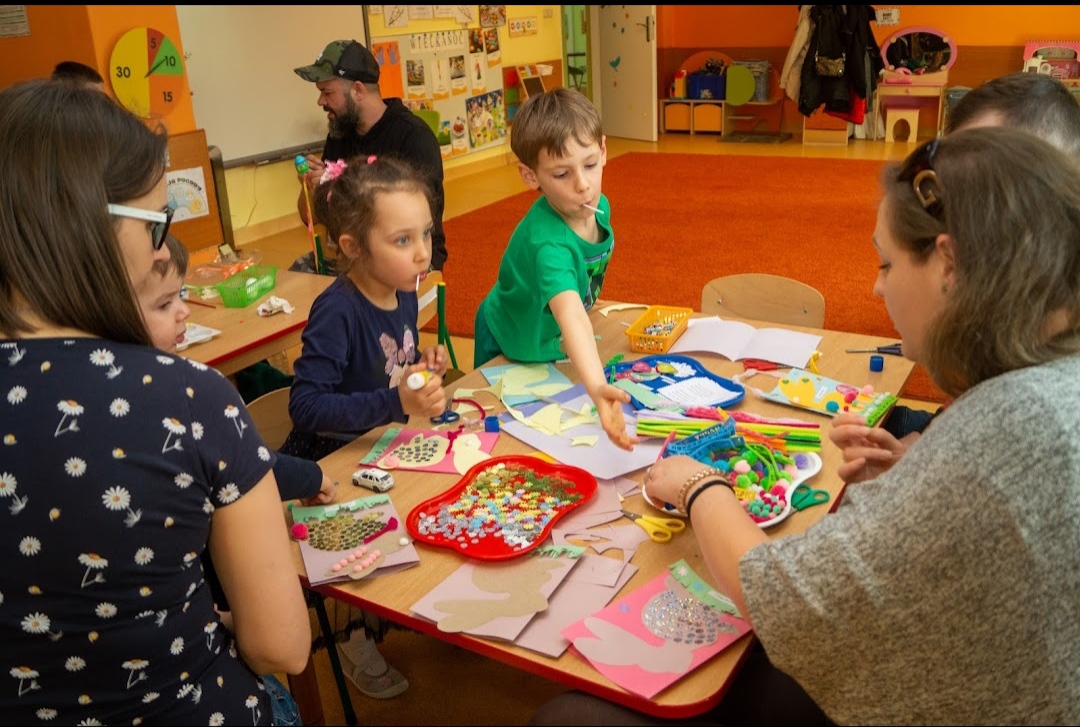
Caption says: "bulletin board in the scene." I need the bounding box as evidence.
[165,129,225,252]
[370,21,508,160]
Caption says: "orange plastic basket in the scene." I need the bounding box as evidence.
[624,305,693,354]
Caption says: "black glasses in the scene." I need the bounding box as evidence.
[897,138,943,219]
[107,204,174,250]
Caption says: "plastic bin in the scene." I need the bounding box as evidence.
[688,74,726,100]
[216,265,278,308]
[625,305,693,354]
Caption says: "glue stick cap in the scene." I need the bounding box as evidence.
[406,370,433,390]
[869,355,884,372]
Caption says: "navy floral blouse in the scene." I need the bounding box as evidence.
[0,338,276,725]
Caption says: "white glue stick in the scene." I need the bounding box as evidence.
[406,370,434,390]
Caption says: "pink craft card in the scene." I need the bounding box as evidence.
[359,426,500,474]
[562,560,752,699]
[291,495,419,587]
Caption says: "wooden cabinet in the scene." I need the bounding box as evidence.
[660,99,724,134]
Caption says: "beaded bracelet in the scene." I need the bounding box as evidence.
[677,467,724,515]
[685,479,735,519]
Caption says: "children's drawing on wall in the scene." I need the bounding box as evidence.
[466,89,507,149]
[384,5,409,29]
[449,54,467,96]
[480,5,507,28]
[406,59,427,100]
[432,57,450,100]
[450,116,468,156]
[372,41,404,100]
[405,98,434,111]
[470,53,487,95]
[468,28,484,55]
[436,120,452,159]
[483,28,501,66]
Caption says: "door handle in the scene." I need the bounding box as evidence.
[635,15,652,43]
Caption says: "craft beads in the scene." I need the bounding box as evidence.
[642,589,731,645]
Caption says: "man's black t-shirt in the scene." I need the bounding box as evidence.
[323,98,448,270]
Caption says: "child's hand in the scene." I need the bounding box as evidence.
[419,345,449,377]
[300,474,337,507]
[588,383,639,451]
[399,363,447,419]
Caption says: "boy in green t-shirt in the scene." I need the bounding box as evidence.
[474,87,637,450]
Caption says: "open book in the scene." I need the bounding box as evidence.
[669,316,822,369]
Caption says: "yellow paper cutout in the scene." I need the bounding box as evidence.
[570,435,599,447]
[452,433,491,474]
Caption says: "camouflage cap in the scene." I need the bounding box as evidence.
[294,40,380,84]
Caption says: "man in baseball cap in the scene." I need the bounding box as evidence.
[292,39,448,272]
[294,40,380,84]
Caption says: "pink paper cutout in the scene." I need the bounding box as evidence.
[563,568,752,699]
[516,554,638,658]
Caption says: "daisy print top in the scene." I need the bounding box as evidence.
[0,339,276,725]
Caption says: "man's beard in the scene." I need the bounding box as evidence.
[328,97,360,139]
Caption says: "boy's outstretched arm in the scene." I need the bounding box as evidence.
[549,291,639,451]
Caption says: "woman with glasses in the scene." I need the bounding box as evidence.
[532,128,1080,725]
[0,80,311,725]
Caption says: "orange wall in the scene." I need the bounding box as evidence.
[658,5,1080,48]
[0,6,94,88]
[0,5,195,134]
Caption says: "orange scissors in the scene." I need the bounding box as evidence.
[620,509,685,543]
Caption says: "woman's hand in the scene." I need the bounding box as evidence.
[829,412,911,483]
[644,454,715,509]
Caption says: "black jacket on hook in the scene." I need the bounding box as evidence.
[798,5,884,117]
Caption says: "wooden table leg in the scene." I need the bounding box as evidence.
[287,655,326,726]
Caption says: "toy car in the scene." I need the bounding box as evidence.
[352,467,394,492]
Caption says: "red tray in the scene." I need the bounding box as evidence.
[406,455,597,560]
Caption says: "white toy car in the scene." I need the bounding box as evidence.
[352,467,394,492]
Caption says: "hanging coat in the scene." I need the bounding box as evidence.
[798,5,884,117]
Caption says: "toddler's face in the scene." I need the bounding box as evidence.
[139,269,191,352]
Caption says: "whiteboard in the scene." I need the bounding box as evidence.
[176,5,366,167]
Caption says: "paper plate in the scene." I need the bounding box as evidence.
[642,452,823,529]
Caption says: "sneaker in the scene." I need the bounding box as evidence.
[336,644,409,699]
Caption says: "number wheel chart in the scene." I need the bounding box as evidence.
[110,27,185,119]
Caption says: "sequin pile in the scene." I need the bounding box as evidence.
[414,461,585,552]
[642,589,735,645]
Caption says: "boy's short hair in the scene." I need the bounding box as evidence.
[51,61,105,86]
[151,234,189,278]
[510,87,603,170]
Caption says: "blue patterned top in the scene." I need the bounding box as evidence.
[0,338,275,725]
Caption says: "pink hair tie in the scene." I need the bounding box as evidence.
[367,154,377,164]
[320,159,348,184]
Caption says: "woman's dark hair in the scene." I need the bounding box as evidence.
[0,79,168,342]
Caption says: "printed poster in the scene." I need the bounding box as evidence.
[449,54,467,96]
[166,167,209,221]
[466,89,506,149]
[483,28,501,66]
[406,58,427,99]
[480,5,507,28]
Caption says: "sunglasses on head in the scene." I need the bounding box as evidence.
[897,138,944,219]
[107,204,174,251]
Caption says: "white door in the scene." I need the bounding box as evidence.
[590,5,657,141]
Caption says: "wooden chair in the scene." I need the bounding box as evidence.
[701,273,825,328]
[245,387,293,450]
[417,269,442,331]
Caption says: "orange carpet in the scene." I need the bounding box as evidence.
[442,151,946,403]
